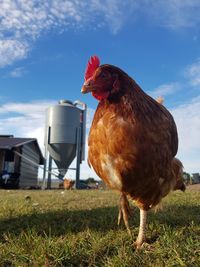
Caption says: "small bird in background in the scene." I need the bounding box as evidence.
[81,56,184,248]
[156,96,164,105]
[63,179,75,190]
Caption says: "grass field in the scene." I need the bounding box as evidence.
[0,186,200,267]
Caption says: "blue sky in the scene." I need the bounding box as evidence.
[0,0,200,179]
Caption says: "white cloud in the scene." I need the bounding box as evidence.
[0,100,56,148]
[91,0,200,33]
[90,0,137,34]
[9,67,26,77]
[148,0,200,29]
[86,107,95,128]
[1,0,200,43]
[171,96,200,173]
[0,100,54,115]
[148,59,200,173]
[185,59,200,86]
[0,0,136,40]
[0,1,79,39]
[0,40,28,67]
[0,1,84,67]
[149,82,180,98]
[0,0,200,67]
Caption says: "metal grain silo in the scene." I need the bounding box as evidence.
[43,100,86,189]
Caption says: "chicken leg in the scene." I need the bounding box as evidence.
[117,193,132,237]
[135,209,147,249]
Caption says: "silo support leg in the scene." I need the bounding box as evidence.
[75,127,81,189]
[47,155,52,189]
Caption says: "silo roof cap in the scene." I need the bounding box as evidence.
[59,99,73,105]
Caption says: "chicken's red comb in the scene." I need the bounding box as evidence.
[85,55,100,81]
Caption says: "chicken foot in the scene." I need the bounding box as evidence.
[135,209,147,249]
[117,193,132,237]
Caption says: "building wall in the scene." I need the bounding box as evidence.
[14,147,21,173]
[19,143,40,188]
[192,173,200,184]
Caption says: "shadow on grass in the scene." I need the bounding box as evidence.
[0,206,120,239]
[151,204,200,227]
[0,204,199,240]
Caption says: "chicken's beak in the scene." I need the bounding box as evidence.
[81,86,91,94]
[81,81,94,94]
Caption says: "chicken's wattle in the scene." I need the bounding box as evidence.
[92,91,109,101]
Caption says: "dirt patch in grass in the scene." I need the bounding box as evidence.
[187,184,200,191]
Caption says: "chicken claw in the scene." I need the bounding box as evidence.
[118,193,132,237]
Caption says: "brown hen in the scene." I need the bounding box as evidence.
[81,56,184,248]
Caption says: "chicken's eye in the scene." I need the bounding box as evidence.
[99,72,107,78]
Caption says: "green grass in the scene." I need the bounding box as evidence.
[0,188,200,267]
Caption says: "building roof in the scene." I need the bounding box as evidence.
[0,137,44,164]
